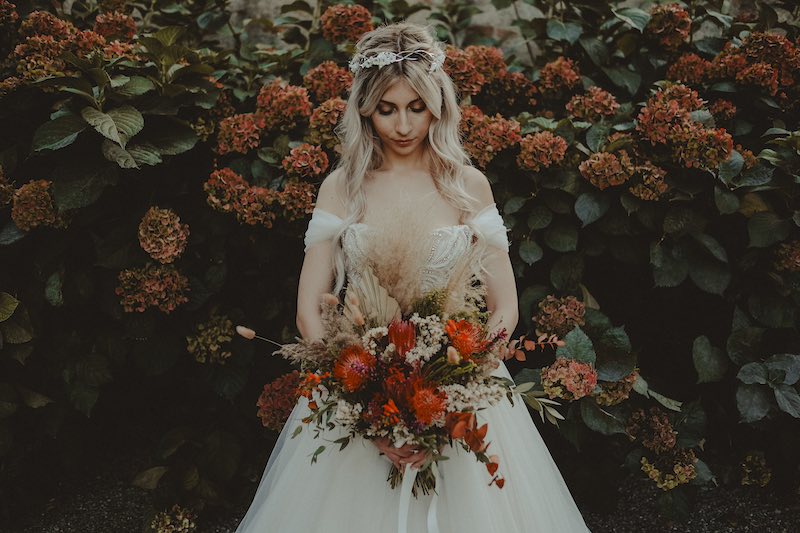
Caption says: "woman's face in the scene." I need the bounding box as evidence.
[370,78,434,159]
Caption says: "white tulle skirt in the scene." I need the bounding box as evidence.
[235,361,591,533]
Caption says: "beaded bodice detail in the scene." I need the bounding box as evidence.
[342,223,475,295]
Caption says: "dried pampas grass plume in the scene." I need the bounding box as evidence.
[359,194,488,317]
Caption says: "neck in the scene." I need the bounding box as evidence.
[378,143,431,174]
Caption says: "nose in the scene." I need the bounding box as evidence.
[395,110,412,137]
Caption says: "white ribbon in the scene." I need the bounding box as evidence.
[397,461,441,533]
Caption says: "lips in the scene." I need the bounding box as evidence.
[394,138,415,145]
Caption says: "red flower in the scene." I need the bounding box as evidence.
[410,382,446,426]
[538,56,580,96]
[388,319,416,357]
[445,319,488,361]
[320,4,374,45]
[334,345,377,393]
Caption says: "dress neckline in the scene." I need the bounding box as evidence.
[313,202,497,235]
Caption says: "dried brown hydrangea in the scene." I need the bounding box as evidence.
[137,206,190,264]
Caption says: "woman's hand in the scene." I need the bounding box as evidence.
[372,437,441,470]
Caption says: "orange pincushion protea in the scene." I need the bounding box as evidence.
[410,382,447,426]
[445,319,488,360]
[333,345,377,393]
[388,319,416,357]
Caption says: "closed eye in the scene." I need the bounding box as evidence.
[378,107,427,116]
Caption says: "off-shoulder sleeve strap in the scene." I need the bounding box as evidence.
[304,208,345,252]
[470,202,510,252]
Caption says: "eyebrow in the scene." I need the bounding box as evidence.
[378,98,424,106]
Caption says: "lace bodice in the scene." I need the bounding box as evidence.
[304,203,509,294]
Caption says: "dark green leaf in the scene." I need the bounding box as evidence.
[518,240,543,265]
[765,354,800,386]
[574,191,610,227]
[773,385,800,418]
[527,205,553,230]
[32,114,87,152]
[544,222,578,252]
[556,327,596,364]
[580,400,627,435]
[748,212,790,247]
[737,362,768,385]
[736,384,771,422]
[611,7,650,31]
[727,327,764,366]
[693,336,727,383]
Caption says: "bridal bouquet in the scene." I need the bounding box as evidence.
[273,265,513,496]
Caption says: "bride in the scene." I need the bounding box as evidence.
[235,22,590,533]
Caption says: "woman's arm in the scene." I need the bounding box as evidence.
[296,169,346,341]
[464,167,520,356]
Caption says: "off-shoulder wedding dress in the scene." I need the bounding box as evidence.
[235,203,591,533]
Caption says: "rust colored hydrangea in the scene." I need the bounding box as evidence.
[137,206,190,264]
[93,11,136,41]
[257,371,302,432]
[736,62,779,95]
[464,45,507,82]
[645,3,691,51]
[14,35,69,80]
[101,39,139,61]
[774,240,800,272]
[641,449,697,490]
[20,10,76,38]
[516,131,568,173]
[579,150,635,190]
[278,180,316,221]
[320,4,373,45]
[538,56,580,96]
[11,179,67,231]
[303,61,353,102]
[149,503,197,533]
[594,370,638,406]
[186,310,235,365]
[709,98,737,122]
[628,161,669,201]
[669,122,733,170]
[215,113,265,156]
[0,0,19,28]
[666,53,711,84]
[116,263,190,314]
[541,357,598,401]
[710,33,800,93]
[204,167,249,214]
[735,143,758,170]
[256,78,313,132]
[71,29,108,58]
[533,295,586,338]
[0,167,13,206]
[0,76,23,96]
[635,83,703,145]
[475,70,538,116]
[459,105,522,169]
[565,86,620,121]
[626,407,677,453]
[281,143,329,180]
[236,186,278,227]
[306,97,346,151]
[444,45,486,97]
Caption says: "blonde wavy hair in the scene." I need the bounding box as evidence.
[327,22,485,296]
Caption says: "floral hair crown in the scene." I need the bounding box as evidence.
[348,48,445,75]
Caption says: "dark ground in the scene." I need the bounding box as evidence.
[4,445,800,533]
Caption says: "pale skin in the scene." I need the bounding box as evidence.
[296,78,519,469]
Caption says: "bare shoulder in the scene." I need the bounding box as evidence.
[460,165,495,209]
[315,167,347,218]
